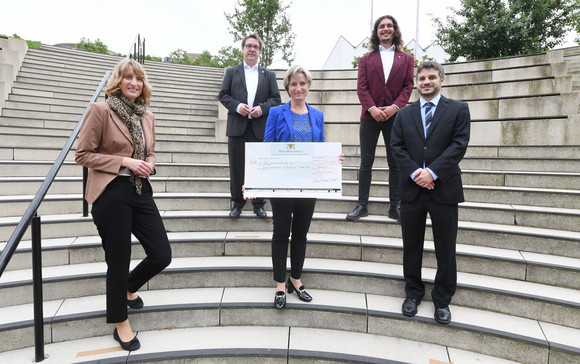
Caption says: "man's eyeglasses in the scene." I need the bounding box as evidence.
[244,44,260,50]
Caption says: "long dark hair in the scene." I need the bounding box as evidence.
[370,15,403,52]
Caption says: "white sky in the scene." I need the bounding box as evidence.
[2,0,578,69]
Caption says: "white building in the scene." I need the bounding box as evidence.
[321,36,451,70]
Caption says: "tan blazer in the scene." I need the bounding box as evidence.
[75,102,156,204]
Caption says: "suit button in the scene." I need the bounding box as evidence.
[424,147,428,150]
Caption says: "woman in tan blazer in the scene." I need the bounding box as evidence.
[76,59,171,351]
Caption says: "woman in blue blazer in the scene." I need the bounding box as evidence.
[264,65,325,309]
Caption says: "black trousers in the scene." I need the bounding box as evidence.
[357,118,400,206]
[400,189,458,308]
[228,123,265,209]
[91,176,172,323]
[270,198,316,283]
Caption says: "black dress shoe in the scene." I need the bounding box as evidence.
[388,205,401,222]
[229,207,242,218]
[113,328,141,351]
[346,205,368,221]
[127,296,143,309]
[274,291,286,309]
[253,206,267,218]
[287,277,312,302]
[402,297,421,317]
[434,306,451,324]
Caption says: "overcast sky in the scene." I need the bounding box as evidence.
[3,0,578,69]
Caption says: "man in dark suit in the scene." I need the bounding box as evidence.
[219,33,281,218]
[346,15,415,222]
[391,61,470,324]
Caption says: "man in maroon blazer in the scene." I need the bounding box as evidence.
[346,15,415,222]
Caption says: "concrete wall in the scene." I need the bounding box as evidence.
[0,37,28,109]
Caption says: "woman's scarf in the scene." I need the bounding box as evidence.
[106,94,146,195]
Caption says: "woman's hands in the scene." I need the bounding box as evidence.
[123,157,154,178]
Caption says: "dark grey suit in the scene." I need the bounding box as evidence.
[218,63,281,207]
[391,94,470,308]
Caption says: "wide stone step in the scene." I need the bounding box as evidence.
[3,303,564,363]
[0,255,578,329]
[2,187,580,234]
[3,231,577,290]
[0,211,578,259]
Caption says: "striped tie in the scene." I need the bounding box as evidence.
[424,102,434,135]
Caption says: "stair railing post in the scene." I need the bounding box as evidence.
[31,213,46,362]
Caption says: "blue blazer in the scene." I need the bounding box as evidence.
[264,102,325,142]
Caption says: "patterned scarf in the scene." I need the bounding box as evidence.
[106,94,146,195]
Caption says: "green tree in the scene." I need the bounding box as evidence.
[434,0,578,61]
[76,38,109,54]
[225,0,295,67]
[169,48,195,65]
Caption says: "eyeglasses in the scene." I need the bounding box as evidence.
[244,44,260,50]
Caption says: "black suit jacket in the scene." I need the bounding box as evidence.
[218,63,281,139]
[391,95,471,204]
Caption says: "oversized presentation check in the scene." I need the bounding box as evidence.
[244,142,342,198]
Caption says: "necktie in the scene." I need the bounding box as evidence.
[424,102,434,135]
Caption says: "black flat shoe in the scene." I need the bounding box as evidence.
[253,206,267,218]
[402,297,420,317]
[287,277,312,302]
[434,306,451,324]
[274,291,286,309]
[346,204,368,221]
[113,328,141,351]
[127,296,143,309]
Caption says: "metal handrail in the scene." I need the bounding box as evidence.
[0,71,109,276]
[0,33,144,362]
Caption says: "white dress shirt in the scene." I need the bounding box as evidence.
[236,62,259,118]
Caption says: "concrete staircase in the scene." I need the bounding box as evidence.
[0,44,579,363]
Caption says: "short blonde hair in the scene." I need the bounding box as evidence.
[283,65,312,95]
[105,59,152,107]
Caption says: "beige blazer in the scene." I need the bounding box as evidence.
[75,102,156,204]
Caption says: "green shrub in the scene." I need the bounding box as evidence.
[76,38,109,54]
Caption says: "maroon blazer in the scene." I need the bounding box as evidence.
[75,102,156,204]
[357,49,415,120]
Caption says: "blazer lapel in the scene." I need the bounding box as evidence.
[369,52,386,85]
[386,50,403,86]
[109,108,133,145]
[283,102,293,133]
[236,64,248,101]
[408,101,424,139]
[426,96,449,140]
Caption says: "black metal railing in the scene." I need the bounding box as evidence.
[0,34,144,362]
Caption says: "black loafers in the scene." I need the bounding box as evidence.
[287,277,312,302]
[229,207,242,218]
[388,205,401,222]
[274,291,286,309]
[434,306,452,324]
[113,328,140,351]
[253,206,267,218]
[346,204,368,221]
[127,296,143,309]
[402,297,420,317]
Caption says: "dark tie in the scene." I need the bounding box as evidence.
[424,102,434,135]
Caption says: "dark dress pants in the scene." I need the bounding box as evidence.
[270,198,317,283]
[91,176,172,323]
[357,118,400,206]
[400,189,458,308]
[228,123,265,209]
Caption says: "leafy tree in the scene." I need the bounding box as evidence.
[169,48,195,65]
[214,46,244,67]
[76,38,109,54]
[225,0,295,67]
[434,0,578,61]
